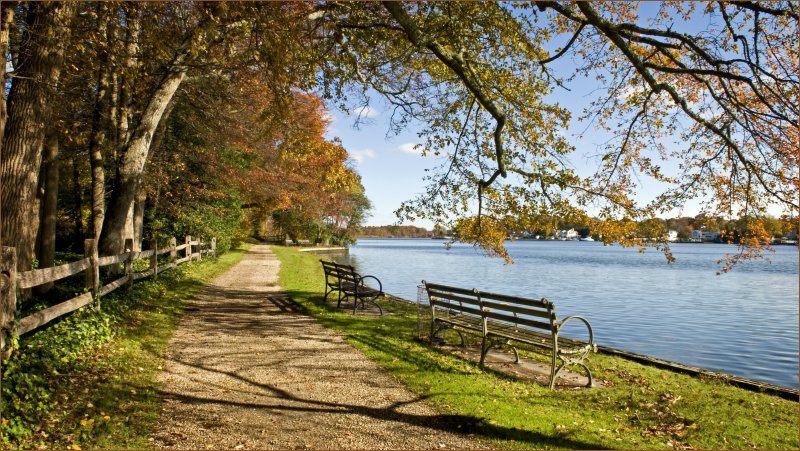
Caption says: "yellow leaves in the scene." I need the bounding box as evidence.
[79,418,94,426]
[71,444,81,450]
[454,215,511,262]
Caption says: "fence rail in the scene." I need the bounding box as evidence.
[0,235,216,346]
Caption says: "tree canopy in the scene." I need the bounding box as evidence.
[0,1,796,275]
[311,1,798,263]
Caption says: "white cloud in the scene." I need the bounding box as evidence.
[396,142,420,155]
[352,105,380,119]
[349,148,376,164]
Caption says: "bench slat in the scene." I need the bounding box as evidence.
[433,303,484,317]
[437,314,483,332]
[478,290,553,309]
[428,292,483,307]
[424,282,477,297]
[480,299,555,320]
[482,310,555,332]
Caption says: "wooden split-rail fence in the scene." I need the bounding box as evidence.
[0,235,216,350]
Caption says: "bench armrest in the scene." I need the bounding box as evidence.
[555,315,597,352]
[357,274,383,292]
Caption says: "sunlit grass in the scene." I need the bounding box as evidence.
[274,245,798,450]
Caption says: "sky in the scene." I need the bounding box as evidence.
[324,103,445,229]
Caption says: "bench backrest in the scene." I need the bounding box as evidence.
[321,260,338,276]
[334,262,360,285]
[478,290,556,333]
[424,281,557,333]
[425,282,484,317]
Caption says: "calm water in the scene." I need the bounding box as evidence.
[343,238,799,389]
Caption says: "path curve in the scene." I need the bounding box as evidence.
[152,245,489,450]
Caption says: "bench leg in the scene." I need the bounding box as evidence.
[579,362,594,388]
[548,352,559,389]
[479,336,491,366]
[509,343,520,364]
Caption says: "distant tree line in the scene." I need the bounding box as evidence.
[357,225,433,239]
[504,214,797,243]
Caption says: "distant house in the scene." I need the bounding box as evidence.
[554,228,580,240]
[691,229,720,242]
[667,230,679,242]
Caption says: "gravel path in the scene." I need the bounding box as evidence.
[152,245,489,450]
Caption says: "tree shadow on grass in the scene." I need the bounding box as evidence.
[148,285,609,449]
[156,355,608,450]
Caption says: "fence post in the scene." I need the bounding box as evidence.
[169,237,176,267]
[84,239,100,309]
[0,246,17,351]
[125,238,134,290]
[185,235,191,263]
[0,246,16,425]
[150,239,158,279]
[211,237,217,258]
[197,237,202,262]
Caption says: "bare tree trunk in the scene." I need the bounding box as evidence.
[0,2,75,271]
[117,11,139,152]
[89,4,111,243]
[34,132,59,294]
[100,70,185,256]
[133,191,146,251]
[0,3,16,256]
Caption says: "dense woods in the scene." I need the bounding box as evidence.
[0,2,370,284]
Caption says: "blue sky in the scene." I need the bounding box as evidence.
[325,104,445,228]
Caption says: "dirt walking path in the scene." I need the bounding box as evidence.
[151,245,489,450]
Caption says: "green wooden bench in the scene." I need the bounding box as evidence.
[320,260,384,315]
[423,281,596,389]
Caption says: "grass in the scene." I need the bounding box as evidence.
[2,243,249,450]
[273,245,799,450]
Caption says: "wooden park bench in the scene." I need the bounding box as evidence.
[321,260,384,315]
[423,281,597,389]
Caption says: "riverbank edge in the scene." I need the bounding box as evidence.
[385,292,800,403]
[298,245,798,401]
[278,246,797,450]
[381,292,799,401]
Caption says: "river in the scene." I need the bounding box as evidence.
[341,238,799,389]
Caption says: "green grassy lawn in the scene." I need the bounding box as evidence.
[273,245,799,450]
[2,244,249,450]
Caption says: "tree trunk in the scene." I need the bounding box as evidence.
[117,11,139,152]
[34,132,59,294]
[72,156,83,250]
[89,5,111,242]
[99,70,185,256]
[98,4,220,257]
[0,2,75,271]
[133,191,146,251]
[0,3,16,251]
